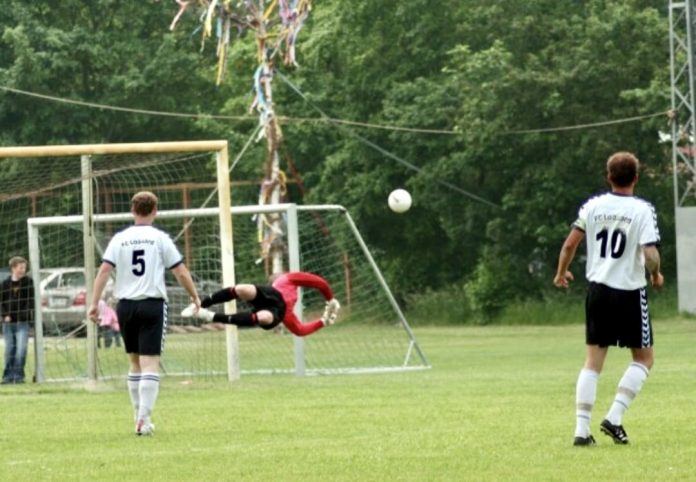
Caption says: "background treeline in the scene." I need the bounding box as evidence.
[0,1,675,321]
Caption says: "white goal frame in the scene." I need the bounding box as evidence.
[28,203,429,382]
[4,141,429,383]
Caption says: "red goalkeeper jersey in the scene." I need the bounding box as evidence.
[271,272,334,336]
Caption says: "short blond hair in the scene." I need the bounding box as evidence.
[8,256,27,269]
[131,191,158,217]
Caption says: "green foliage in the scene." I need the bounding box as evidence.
[406,278,677,326]
[0,1,677,314]
[404,284,474,325]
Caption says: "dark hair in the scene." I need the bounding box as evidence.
[606,152,639,187]
[130,191,158,217]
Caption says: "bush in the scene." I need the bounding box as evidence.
[404,285,477,325]
[404,282,680,326]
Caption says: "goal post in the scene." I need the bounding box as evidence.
[0,141,429,383]
[0,140,238,383]
[28,203,430,381]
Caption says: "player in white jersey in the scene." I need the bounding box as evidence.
[88,191,201,436]
[554,152,663,447]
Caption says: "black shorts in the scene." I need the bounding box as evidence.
[249,285,286,330]
[116,298,168,356]
[585,282,653,348]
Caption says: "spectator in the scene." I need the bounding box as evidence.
[0,256,35,384]
[98,296,121,349]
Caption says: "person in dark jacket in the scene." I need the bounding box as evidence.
[0,256,35,384]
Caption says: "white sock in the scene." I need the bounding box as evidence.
[137,372,160,423]
[606,362,649,426]
[575,368,599,438]
[127,372,141,421]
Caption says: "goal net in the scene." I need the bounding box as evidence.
[0,141,429,383]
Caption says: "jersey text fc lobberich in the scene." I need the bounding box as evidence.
[573,192,660,290]
[102,225,183,301]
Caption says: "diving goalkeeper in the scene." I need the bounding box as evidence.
[181,272,340,336]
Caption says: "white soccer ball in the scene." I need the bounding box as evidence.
[388,189,412,213]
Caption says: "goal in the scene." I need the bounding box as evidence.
[0,141,429,383]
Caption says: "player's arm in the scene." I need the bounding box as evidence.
[88,262,113,322]
[285,272,334,300]
[554,228,585,289]
[171,264,201,310]
[282,310,325,337]
[643,244,663,289]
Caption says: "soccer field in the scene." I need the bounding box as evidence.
[2,320,696,481]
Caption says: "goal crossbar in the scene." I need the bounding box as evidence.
[0,140,228,158]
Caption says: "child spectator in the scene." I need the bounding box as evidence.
[98,297,121,348]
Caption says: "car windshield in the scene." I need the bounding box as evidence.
[40,269,86,290]
[62,272,85,287]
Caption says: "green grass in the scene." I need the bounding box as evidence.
[3,319,696,481]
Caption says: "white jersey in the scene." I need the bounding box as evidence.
[102,224,183,301]
[573,192,660,290]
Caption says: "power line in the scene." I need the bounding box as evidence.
[503,111,669,134]
[0,84,455,134]
[276,72,500,208]
[0,85,254,121]
[281,115,460,135]
[0,84,667,136]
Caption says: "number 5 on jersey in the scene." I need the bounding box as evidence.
[132,249,146,276]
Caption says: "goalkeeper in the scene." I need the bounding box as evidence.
[181,272,340,336]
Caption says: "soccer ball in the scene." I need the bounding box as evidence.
[388,189,412,213]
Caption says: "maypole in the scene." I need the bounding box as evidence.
[167,0,312,275]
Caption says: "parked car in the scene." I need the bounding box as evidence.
[40,267,217,332]
[41,268,109,332]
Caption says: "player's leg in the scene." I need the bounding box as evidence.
[127,353,142,423]
[196,285,283,330]
[254,309,276,328]
[574,282,610,446]
[603,350,651,440]
[201,284,258,307]
[183,284,259,316]
[205,310,260,327]
[117,300,142,423]
[136,354,160,435]
[601,287,653,445]
[574,345,607,446]
[204,308,276,329]
[133,299,166,436]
